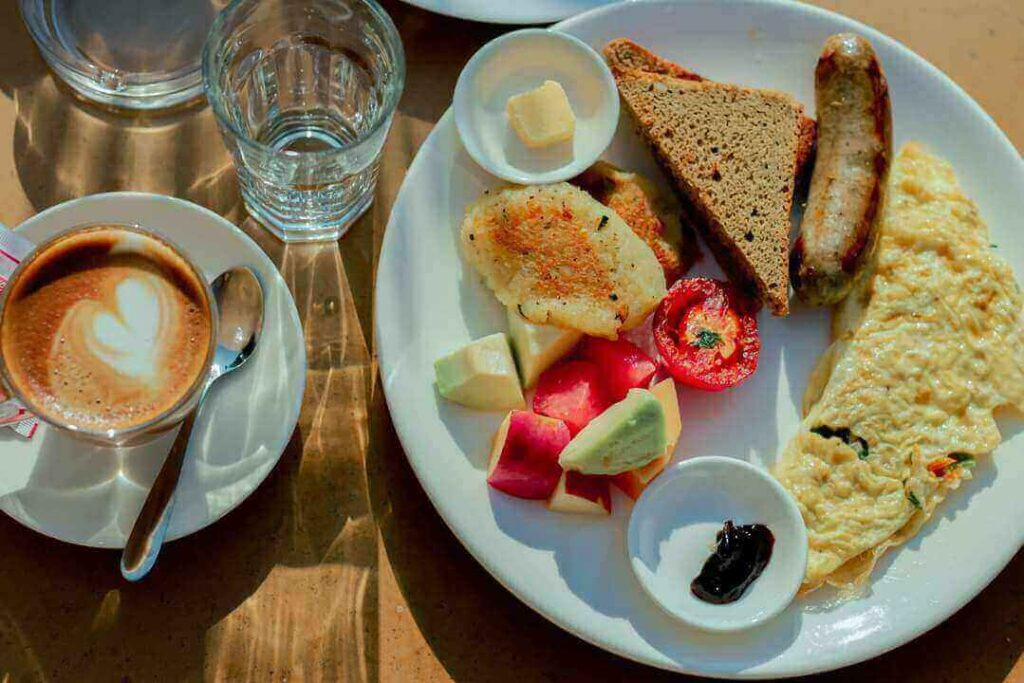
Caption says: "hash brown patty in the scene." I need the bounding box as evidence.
[461,183,666,339]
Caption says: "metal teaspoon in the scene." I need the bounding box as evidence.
[121,267,264,581]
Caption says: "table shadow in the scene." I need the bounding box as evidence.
[0,427,301,681]
[232,217,380,681]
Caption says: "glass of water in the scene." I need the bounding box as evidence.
[203,0,405,242]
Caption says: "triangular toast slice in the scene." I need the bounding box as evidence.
[606,39,816,315]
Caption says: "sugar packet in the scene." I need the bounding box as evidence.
[0,225,38,439]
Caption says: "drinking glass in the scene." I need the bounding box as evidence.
[203,0,405,242]
[19,0,220,110]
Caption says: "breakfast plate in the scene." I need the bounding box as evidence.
[398,0,618,25]
[376,0,1024,677]
[0,192,306,548]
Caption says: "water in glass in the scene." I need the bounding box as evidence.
[204,0,404,242]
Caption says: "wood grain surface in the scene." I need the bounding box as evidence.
[0,0,1019,681]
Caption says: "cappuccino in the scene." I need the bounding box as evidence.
[0,225,213,433]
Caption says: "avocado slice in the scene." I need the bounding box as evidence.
[558,388,666,475]
[435,333,525,411]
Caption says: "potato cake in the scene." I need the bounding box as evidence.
[461,183,666,339]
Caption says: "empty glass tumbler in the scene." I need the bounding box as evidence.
[203,0,405,242]
[20,0,219,110]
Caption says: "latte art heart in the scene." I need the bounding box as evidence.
[62,275,174,383]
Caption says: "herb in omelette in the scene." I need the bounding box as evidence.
[949,452,977,471]
[693,329,722,349]
[907,491,922,509]
[810,425,869,459]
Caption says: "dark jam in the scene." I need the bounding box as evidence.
[690,521,774,604]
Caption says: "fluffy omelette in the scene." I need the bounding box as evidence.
[776,143,1024,593]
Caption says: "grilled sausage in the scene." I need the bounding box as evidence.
[791,33,892,306]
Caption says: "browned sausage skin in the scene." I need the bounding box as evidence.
[791,33,893,306]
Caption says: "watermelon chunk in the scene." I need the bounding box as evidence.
[533,360,608,435]
[578,336,657,402]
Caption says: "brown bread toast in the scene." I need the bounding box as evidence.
[606,39,816,315]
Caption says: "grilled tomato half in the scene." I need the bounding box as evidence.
[653,278,760,391]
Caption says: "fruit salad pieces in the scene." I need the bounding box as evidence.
[433,276,762,516]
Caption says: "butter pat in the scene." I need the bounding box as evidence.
[506,80,576,149]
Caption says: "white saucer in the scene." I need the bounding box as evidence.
[453,29,619,184]
[628,457,807,632]
[0,192,306,548]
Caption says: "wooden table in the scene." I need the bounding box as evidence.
[0,1,1020,680]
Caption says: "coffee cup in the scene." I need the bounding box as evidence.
[0,223,217,446]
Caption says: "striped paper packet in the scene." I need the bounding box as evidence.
[0,224,38,439]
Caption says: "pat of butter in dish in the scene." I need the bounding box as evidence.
[506,80,576,149]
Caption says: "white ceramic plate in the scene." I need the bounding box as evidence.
[0,192,306,548]
[398,0,618,24]
[376,0,1024,677]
